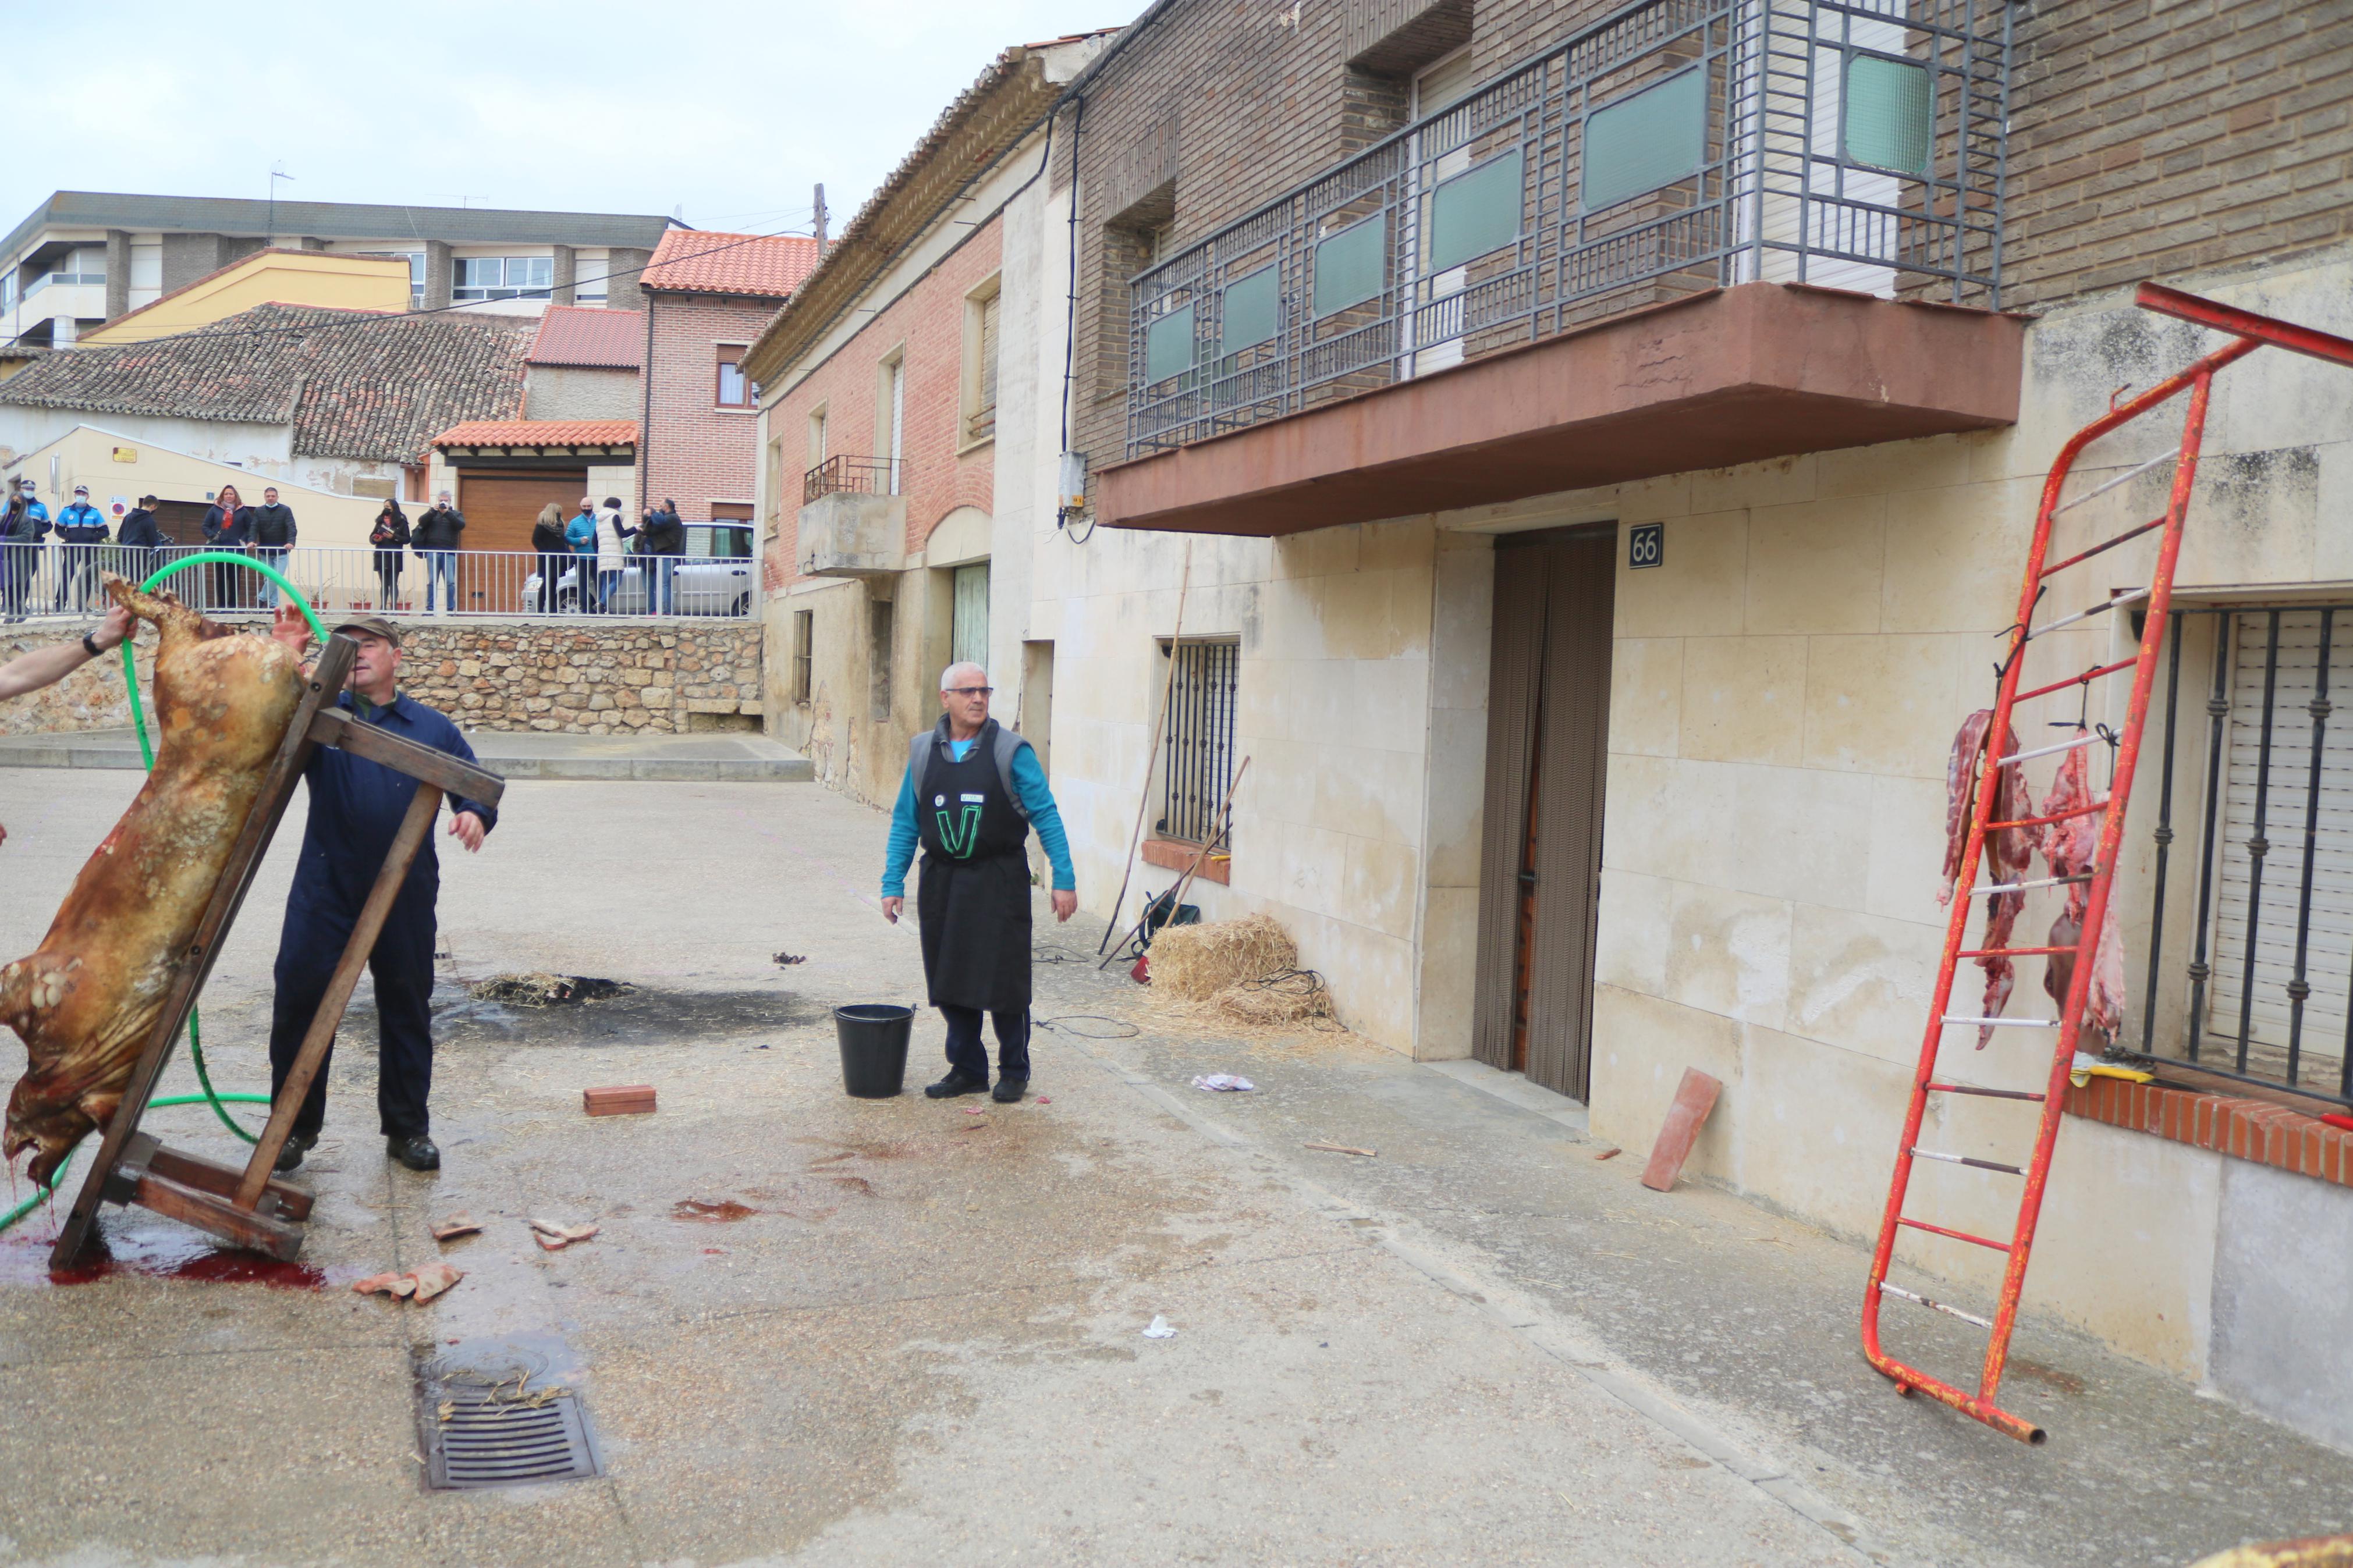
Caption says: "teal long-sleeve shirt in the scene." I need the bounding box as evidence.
[883,738,1074,898]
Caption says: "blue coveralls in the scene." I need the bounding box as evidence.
[269,691,496,1142]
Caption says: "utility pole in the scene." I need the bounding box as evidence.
[813,184,828,247]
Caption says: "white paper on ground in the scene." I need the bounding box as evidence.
[1190,1074,1255,1092]
[1142,1315,1177,1339]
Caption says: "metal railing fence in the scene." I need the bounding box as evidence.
[1127,0,2010,456]
[2132,605,2353,1109]
[0,543,756,624]
[803,455,905,504]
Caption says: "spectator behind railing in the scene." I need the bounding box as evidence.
[249,486,298,611]
[531,502,568,614]
[200,483,251,612]
[0,480,47,623]
[413,490,466,613]
[52,484,108,614]
[117,494,163,589]
[369,499,410,610]
[563,497,597,614]
[638,497,684,616]
[594,496,632,614]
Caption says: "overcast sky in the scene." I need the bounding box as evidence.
[3,0,1134,237]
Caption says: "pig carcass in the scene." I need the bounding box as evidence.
[1938,710,2036,1047]
[2037,742,2128,1042]
[3,577,302,1183]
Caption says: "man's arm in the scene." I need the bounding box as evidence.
[878,765,919,920]
[284,507,296,546]
[436,719,497,851]
[0,605,131,701]
[1009,745,1078,922]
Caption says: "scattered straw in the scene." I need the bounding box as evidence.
[1149,913,1297,1001]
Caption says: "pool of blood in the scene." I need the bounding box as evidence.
[0,1214,328,1289]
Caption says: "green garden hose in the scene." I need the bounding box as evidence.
[0,1093,276,1236]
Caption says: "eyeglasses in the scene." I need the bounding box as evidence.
[946,686,994,698]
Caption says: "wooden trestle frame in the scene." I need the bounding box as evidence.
[48,634,507,1267]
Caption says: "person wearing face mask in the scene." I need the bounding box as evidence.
[51,484,109,614]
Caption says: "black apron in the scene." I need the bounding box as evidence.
[915,721,1032,1012]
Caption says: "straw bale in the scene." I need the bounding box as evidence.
[1215,969,1335,1026]
[1148,913,1297,1001]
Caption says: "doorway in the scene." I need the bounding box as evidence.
[456,470,587,613]
[1470,527,1615,1098]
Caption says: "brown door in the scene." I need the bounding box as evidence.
[456,471,585,614]
[1471,528,1615,1099]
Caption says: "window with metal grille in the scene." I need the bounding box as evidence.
[1157,639,1239,844]
[792,610,812,703]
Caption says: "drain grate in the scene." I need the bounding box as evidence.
[418,1345,601,1490]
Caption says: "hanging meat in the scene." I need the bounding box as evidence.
[3,577,303,1183]
[2037,741,2128,1042]
[1937,710,2036,1047]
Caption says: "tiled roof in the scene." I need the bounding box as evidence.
[640,229,821,298]
[434,419,638,447]
[0,302,534,464]
[527,305,644,369]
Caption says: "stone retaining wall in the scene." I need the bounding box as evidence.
[0,620,762,738]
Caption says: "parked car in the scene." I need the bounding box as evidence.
[525,522,756,616]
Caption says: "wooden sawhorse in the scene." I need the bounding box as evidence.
[48,634,507,1266]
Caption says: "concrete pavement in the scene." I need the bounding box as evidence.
[0,770,2345,1566]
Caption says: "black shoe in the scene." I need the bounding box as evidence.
[924,1070,988,1099]
[992,1075,1029,1104]
[273,1131,317,1174]
[387,1134,440,1171]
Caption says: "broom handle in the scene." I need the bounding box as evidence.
[1098,542,1192,952]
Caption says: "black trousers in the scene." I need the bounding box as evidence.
[269,883,438,1140]
[940,1004,1030,1082]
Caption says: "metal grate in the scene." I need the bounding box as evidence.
[418,1349,602,1491]
[1159,639,1240,844]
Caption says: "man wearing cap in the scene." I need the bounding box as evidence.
[52,484,109,614]
[116,494,163,585]
[265,608,495,1174]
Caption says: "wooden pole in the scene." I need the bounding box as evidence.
[1160,755,1250,915]
[235,783,442,1207]
[1098,541,1192,952]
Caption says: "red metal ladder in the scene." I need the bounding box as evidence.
[1861,283,2353,1445]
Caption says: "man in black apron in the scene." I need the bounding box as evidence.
[881,662,1077,1101]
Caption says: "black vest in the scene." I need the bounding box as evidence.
[915,721,1029,863]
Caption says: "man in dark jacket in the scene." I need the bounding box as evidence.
[248,486,297,609]
[0,480,48,621]
[51,484,109,613]
[116,493,163,588]
[637,499,684,616]
[412,491,465,614]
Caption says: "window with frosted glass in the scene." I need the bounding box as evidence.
[1429,149,1523,272]
[1844,54,1933,176]
[1313,215,1386,318]
[1145,302,1196,385]
[1580,69,1706,212]
[1218,266,1279,355]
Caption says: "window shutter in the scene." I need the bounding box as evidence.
[969,294,1000,443]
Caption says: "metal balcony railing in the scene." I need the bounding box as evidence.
[803,455,905,504]
[1127,0,2011,457]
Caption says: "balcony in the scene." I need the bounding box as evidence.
[1101,0,2022,537]
[796,456,906,577]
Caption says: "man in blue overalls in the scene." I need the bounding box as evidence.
[268,611,496,1173]
[880,661,1076,1101]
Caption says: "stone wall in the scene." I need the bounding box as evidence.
[1,620,762,738]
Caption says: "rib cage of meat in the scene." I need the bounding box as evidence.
[1936,710,2125,1050]
[2,577,302,1183]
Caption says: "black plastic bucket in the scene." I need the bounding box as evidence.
[834,1004,914,1098]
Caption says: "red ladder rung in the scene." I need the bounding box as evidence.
[1877,1281,1993,1330]
[2013,659,2139,704]
[2038,517,2166,579]
[1987,801,2106,831]
[1957,945,2076,959]
[1926,1082,2046,1103]
[1898,1217,2013,1253]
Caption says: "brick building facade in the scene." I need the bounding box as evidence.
[638,229,821,523]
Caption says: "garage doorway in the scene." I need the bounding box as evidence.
[1470,527,1615,1100]
[456,471,585,613]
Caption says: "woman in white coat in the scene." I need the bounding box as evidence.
[593,497,634,613]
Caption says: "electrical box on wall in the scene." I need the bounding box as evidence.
[1057,451,1088,518]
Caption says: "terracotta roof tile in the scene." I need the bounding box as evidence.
[640,229,821,298]
[434,419,638,446]
[527,305,644,369]
[0,302,533,464]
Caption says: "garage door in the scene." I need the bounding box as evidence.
[456,471,585,614]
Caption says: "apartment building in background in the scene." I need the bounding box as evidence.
[756,0,2353,1452]
[638,229,822,528]
[0,191,674,348]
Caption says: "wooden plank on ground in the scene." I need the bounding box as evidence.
[1640,1068,1723,1193]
